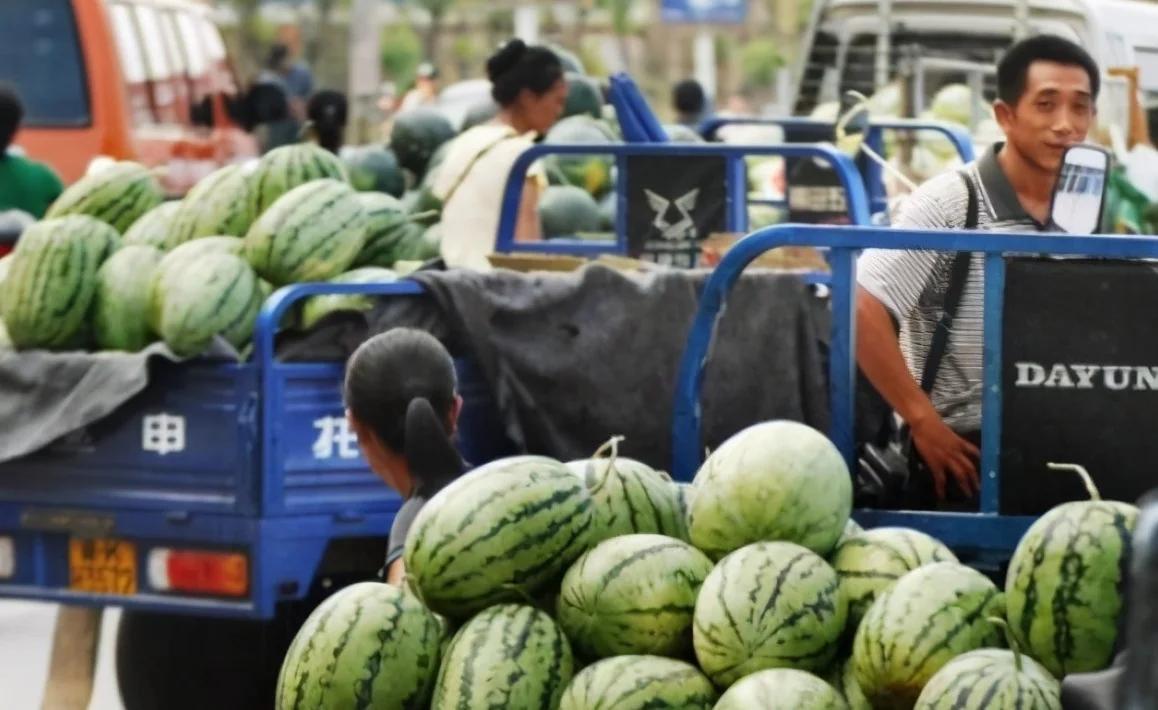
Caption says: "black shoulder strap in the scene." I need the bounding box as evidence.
[919,171,976,393]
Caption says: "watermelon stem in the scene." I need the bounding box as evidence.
[1046,462,1101,500]
[592,435,625,461]
[987,616,1022,672]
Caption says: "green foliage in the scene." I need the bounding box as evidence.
[741,39,784,88]
[381,23,423,84]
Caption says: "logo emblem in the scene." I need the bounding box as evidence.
[142,414,186,456]
[645,188,700,240]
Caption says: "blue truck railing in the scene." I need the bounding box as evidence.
[670,223,1158,559]
[700,116,976,218]
[0,280,513,619]
[494,142,873,258]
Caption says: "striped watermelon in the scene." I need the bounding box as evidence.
[693,541,847,687]
[168,165,255,248]
[831,527,957,628]
[243,179,369,286]
[351,192,423,268]
[46,161,164,233]
[147,237,244,333]
[1005,463,1137,677]
[432,604,573,710]
[122,201,181,250]
[390,108,456,179]
[300,266,398,330]
[556,533,714,659]
[914,649,1060,709]
[250,143,348,215]
[688,420,852,559]
[852,562,1004,709]
[558,656,717,710]
[572,437,689,543]
[828,658,872,710]
[404,456,594,618]
[155,252,262,356]
[837,518,864,546]
[275,581,444,710]
[0,216,119,350]
[714,669,849,710]
[94,245,163,351]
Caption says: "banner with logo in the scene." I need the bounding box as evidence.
[625,155,727,267]
[1001,257,1158,513]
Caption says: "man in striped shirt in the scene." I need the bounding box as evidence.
[856,36,1100,502]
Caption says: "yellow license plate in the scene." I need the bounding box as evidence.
[69,538,137,595]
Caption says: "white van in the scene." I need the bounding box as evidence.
[792,0,1158,132]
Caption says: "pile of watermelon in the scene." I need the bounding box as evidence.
[0,140,447,357]
[273,420,1138,709]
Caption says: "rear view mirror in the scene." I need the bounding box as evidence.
[1049,144,1111,234]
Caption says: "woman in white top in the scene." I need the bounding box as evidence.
[432,40,567,270]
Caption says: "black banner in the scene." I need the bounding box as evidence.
[625,155,727,267]
[1001,257,1158,514]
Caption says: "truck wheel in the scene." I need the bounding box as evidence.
[115,603,312,710]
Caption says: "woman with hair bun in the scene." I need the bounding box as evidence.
[431,39,566,270]
[344,328,467,584]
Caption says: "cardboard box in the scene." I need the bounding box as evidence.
[698,232,830,272]
[487,252,657,274]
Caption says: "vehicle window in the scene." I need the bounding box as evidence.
[0,0,91,127]
[110,4,148,84]
[133,4,172,81]
[175,11,209,77]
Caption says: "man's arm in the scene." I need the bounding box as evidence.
[856,286,979,499]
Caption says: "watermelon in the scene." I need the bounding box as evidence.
[155,252,262,356]
[852,562,1005,709]
[168,165,255,247]
[352,192,430,268]
[249,143,348,215]
[540,186,603,237]
[432,604,573,710]
[571,437,688,543]
[563,73,603,120]
[46,161,163,233]
[836,518,864,546]
[122,201,181,250]
[404,456,594,618]
[597,191,616,231]
[300,266,397,330]
[0,216,119,350]
[714,669,849,710]
[94,245,163,351]
[558,656,717,710]
[147,236,244,333]
[243,179,369,286]
[688,420,852,559]
[341,145,406,197]
[400,187,443,223]
[389,109,456,180]
[693,541,847,687]
[1005,463,1137,677]
[556,533,713,659]
[275,581,444,710]
[830,658,872,710]
[0,253,11,295]
[831,527,958,628]
[543,116,616,197]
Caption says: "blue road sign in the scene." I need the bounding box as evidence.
[661,0,748,24]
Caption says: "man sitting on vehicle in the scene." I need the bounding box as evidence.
[855,35,1098,504]
[0,85,63,219]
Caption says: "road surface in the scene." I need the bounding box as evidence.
[0,602,124,709]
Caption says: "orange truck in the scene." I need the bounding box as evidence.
[0,0,257,195]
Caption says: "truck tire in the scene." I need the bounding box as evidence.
[115,603,312,710]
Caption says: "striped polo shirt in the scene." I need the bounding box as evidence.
[857,143,1045,432]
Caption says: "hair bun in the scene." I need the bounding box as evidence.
[487,39,528,82]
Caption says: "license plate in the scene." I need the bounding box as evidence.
[69,538,137,595]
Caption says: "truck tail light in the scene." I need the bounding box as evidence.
[147,548,248,598]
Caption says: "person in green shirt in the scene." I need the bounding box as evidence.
[0,85,64,219]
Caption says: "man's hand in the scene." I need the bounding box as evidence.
[910,412,980,500]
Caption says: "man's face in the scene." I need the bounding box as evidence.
[995,60,1094,173]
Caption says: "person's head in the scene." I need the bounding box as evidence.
[267,43,291,73]
[673,79,707,121]
[0,84,24,154]
[306,90,348,154]
[487,39,566,135]
[995,34,1099,174]
[415,62,440,89]
[344,329,464,497]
